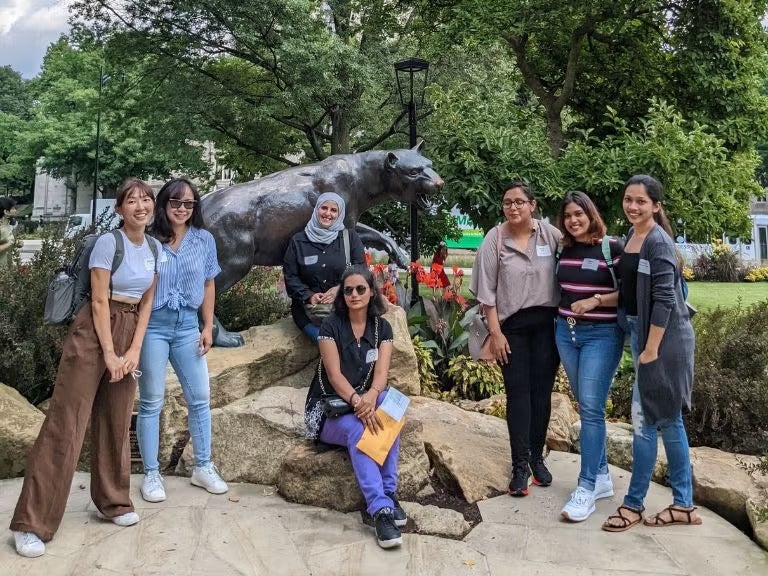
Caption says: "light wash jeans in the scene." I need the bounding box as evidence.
[623,315,693,509]
[138,305,212,472]
[555,317,624,491]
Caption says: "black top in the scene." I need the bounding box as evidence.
[303,312,394,439]
[556,238,623,322]
[617,252,640,316]
[283,229,365,328]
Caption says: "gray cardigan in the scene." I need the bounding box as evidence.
[624,224,695,426]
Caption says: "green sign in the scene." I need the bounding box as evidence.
[445,210,486,250]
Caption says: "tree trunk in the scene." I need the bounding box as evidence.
[546,110,565,158]
[330,106,351,155]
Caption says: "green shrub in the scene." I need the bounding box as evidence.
[214,267,289,331]
[687,302,768,454]
[691,239,745,282]
[607,349,634,421]
[444,354,504,401]
[412,335,439,394]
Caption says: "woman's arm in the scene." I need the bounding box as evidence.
[90,268,127,382]
[485,305,510,364]
[283,237,316,303]
[640,237,677,363]
[199,279,215,355]
[349,229,366,265]
[121,277,157,374]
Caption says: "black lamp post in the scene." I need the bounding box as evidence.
[394,57,429,305]
[91,64,108,227]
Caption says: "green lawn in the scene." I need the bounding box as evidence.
[686,281,768,311]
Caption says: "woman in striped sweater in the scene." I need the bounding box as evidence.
[554,191,624,522]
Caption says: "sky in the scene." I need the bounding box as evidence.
[0,0,73,78]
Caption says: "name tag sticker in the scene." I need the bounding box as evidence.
[638,259,651,275]
[144,258,155,271]
[366,349,379,363]
[536,244,552,257]
[582,258,599,271]
[304,255,319,265]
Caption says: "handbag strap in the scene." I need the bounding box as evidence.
[318,315,379,396]
[343,229,351,268]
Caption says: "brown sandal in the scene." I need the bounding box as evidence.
[602,505,644,532]
[643,505,702,527]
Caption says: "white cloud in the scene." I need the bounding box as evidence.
[0,0,73,77]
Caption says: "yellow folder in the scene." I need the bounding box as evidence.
[356,409,405,466]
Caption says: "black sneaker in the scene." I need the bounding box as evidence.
[386,492,408,527]
[508,463,531,497]
[529,456,552,487]
[374,507,402,548]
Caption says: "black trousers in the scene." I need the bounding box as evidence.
[499,307,560,466]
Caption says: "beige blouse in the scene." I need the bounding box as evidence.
[470,219,562,325]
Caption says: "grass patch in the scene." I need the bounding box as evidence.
[687,282,768,311]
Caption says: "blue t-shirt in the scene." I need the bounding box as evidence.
[89,230,165,299]
[153,226,221,311]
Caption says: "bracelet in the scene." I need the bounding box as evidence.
[349,392,360,407]
[592,293,603,304]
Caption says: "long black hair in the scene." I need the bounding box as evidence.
[625,174,674,239]
[333,265,387,318]
[150,177,204,244]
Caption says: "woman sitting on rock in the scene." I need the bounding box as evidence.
[283,192,365,341]
[304,265,407,549]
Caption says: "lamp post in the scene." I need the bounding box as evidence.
[91,64,108,227]
[394,57,429,306]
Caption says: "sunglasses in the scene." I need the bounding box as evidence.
[343,284,368,296]
[169,199,197,210]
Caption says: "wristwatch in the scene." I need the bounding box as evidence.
[592,293,603,305]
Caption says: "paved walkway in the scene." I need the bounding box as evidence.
[1,451,766,575]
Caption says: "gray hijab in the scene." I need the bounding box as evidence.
[304,192,346,244]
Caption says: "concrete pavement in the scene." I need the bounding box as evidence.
[1,451,766,575]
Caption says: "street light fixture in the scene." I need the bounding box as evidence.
[394,57,429,306]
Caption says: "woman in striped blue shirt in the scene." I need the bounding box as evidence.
[554,191,624,522]
[137,178,228,503]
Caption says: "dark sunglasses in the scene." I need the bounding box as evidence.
[169,198,197,210]
[343,284,368,296]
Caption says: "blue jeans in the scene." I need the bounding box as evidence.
[302,323,320,342]
[623,315,693,509]
[555,317,624,490]
[138,305,212,472]
[320,390,399,516]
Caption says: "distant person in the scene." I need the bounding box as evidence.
[603,174,700,532]
[303,265,407,548]
[471,182,561,496]
[137,178,228,504]
[283,193,365,341]
[0,197,18,269]
[430,241,450,288]
[10,179,161,557]
[554,191,624,522]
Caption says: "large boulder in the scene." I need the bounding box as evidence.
[747,494,768,551]
[409,396,510,503]
[546,392,579,452]
[0,384,45,479]
[381,305,420,396]
[277,418,430,511]
[401,501,471,539]
[689,446,762,531]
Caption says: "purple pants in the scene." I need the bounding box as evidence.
[320,390,400,516]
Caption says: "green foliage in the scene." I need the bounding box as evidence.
[214,267,290,332]
[444,354,503,401]
[607,349,634,421]
[411,335,439,394]
[687,302,768,454]
[691,239,746,282]
[0,227,76,403]
[0,66,34,195]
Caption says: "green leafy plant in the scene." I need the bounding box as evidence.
[607,349,634,421]
[214,267,289,332]
[412,335,439,395]
[444,354,504,401]
[692,239,745,282]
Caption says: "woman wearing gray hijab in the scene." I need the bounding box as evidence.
[283,193,366,341]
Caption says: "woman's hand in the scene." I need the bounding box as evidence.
[105,351,127,383]
[490,332,510,365]
[570,297,598,315]
[309,292,323,305]
[121,347,141,375]
[199,325,213,355]
[355,389,383,434]
[638,349,659,365]
[319,286,338,304]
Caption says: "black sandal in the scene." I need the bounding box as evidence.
[602,505,645,532]
[644,505,702,527]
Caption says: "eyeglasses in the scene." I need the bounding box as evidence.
[502,199,531,209]
[343,285,368,296]
[169,199,197,210]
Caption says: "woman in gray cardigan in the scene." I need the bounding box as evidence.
[602,174,702,532]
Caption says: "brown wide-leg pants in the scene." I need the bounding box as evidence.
[10,301,140,542]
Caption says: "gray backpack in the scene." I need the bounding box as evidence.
[44,230,158,325]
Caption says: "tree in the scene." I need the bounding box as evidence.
[0,67,35,195]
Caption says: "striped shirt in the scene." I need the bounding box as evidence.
[152,226,221,311]
[556,238,623,322]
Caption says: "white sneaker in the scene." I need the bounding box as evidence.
[561,486,596,522]
[13,531,45,558]
[96,510,141,527]
[594,473,614,500]
[191,463,229,494]
[141,470,167,503]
